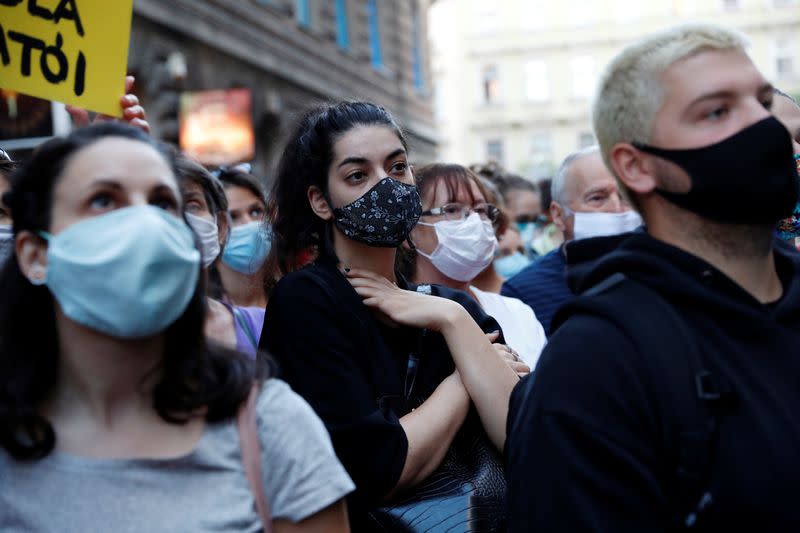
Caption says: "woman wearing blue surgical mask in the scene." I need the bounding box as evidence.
[262,101,525,530]
[215,167,270,308]
[404,164,547,369]
[175,156,265,359]
[0,123,352,532]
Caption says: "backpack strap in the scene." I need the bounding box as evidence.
[237,383,273,532]
[568,273,734,529]
[232,306,259,352]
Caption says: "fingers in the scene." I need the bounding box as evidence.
[129,118,151,134]
[66,105,91,127]
[120,93,140,109]
[125,75,135,93]
[485,330,500,343]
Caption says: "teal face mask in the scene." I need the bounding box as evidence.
[494,251,531,279]
[776,155,800,241]
[37,205,200,339]
[222,221,270,275]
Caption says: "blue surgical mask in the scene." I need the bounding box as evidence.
[495,252,531,279]
[222,221,270,275]
[37,205,200,339]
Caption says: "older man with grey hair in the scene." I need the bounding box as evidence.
[501,146,640,332]
[507,22,800,531]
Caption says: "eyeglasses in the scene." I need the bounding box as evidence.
[421,202,499,223]
[0,148,11,162]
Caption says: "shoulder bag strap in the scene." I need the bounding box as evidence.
[232,306,259,351]
[237,383,272,532]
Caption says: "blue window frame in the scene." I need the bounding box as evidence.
[335,0,349,50]
[367,0,383,69]
[411,1,425,91]
[296,0,311,27]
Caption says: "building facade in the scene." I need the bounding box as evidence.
[430,0,800,180]
[131,0,437,180]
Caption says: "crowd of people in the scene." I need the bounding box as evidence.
[2,21,800,532]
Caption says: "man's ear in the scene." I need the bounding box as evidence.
[308,186,333,221]
[550,201,568,233]
[609,143,658,196]
[16,230,48,285]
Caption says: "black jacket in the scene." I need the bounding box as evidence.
[506,232,800,532]
[260,258,502,530]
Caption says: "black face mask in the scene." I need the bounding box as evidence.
[331,177,422,247]
[633,116,800,224]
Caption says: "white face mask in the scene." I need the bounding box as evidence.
[418,212,499,282]
[185,212,221,268]
[572,210,643,241]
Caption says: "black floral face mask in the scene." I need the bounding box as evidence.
[331,177,422,247]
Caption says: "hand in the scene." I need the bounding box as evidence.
[66,76,150,133]
[486,332,530,377]
[346,268,462,331]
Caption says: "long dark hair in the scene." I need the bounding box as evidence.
[266,101,408,283]
[0,123,262,461]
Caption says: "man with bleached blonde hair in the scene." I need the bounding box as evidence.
[507,23,800,531]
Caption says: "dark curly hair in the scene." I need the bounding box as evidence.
[266,101,407,283]
[0,123,263,461]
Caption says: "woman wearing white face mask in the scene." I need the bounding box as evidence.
[175,156,265,359]
[405,164,547,368]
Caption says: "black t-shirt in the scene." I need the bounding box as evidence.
[260,259,501,527]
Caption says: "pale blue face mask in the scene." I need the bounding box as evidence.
[36,205,200,339]
[221,221,270,275]
[494,251,531,279]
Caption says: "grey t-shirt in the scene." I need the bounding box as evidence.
[0,379,354,532]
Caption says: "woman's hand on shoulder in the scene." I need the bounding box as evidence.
[346,268,463,331]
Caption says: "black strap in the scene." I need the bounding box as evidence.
[573,273,732,529]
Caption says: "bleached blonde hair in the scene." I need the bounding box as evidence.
[592,23,749,201]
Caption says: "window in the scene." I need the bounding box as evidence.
[473,1,500,33]
[366,0,383,69]
[524,60,549,102]
[486,139,505,164]
[569,55,597,100]
[335,0,349,50]
[482,65,501,104]
[411,1,426,92]
[528,133,554,179]
[775,37,797,80]
[722,0,740,9]
[578,132,596,149]
[296,0,311,27]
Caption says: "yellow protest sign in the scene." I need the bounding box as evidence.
[0,0,133,117]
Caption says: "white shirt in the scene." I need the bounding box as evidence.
[471,286,547,369]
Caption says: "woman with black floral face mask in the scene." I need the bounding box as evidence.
[261,101,526,530]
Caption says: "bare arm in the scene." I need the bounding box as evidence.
[347,269,521,451]
[438,307,520,450]
[387,372,470,499]
[273,499,350,533]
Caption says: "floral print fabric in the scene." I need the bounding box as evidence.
[332,177,422,247]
